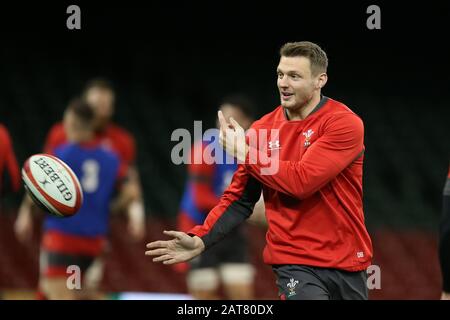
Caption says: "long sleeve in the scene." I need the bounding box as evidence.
[188,164,262,249]
[245,113,364,200]
[439,168,450,292]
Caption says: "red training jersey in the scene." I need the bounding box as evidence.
[189,96,373,272]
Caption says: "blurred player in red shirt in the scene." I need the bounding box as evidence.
[34,99,136,299]
[15,79,146,299]
[16,78,145,242]
[0,124,20,197]
[147,42,373,300]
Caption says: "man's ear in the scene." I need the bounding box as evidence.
[316,73,328,89]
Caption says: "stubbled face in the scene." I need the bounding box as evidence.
[84,87,115,129]
[218,104,252,130]
[277,56,318,111]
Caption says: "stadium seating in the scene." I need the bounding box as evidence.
[0,213,442,299]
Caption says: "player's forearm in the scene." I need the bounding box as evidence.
[18,193,35,216]
[189,174,261,249]
[110,192,131,213]
[127,199,145,223]
[244,152,341,199]
[439,237,450,292]
[125,166,143,201]
[244,136,363,199]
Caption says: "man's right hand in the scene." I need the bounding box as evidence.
[145,231,205,265]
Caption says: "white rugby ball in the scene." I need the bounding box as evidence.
[22,154,83,217]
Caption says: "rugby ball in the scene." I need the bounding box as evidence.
[22,154,83,217]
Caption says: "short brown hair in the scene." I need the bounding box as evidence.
[280,41,328,76]
[67,98,95,126]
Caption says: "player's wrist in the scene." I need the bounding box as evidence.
[192,236,205,252]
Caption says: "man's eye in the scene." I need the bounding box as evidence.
[291,74,300,79]
[277,73,283,78]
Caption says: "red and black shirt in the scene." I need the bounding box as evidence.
[189,96,373,272]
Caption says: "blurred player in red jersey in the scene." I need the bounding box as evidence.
[0,124,21,197]
[16,99,138,299]
[45,78,145,238]
[147,42,373,300]
[15,79,145,299]
[439,163,450,300]
[16,78,145,242]
[177,95,264,300]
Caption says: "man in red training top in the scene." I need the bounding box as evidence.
[146,41,373,300]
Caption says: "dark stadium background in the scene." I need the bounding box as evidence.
[0,1,449,299]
